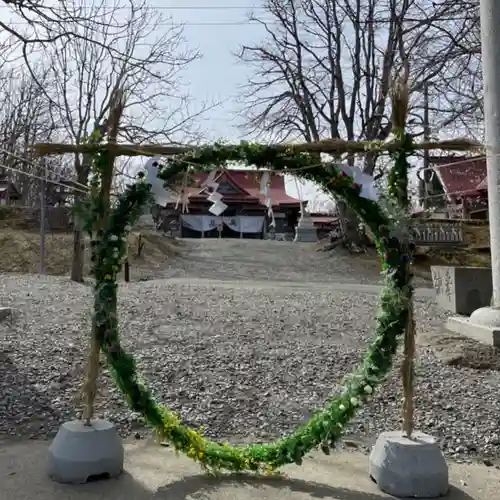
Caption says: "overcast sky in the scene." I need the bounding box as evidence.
[165,1,334,211]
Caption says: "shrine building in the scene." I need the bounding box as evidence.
[158,168,304,239]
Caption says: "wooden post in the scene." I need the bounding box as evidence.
[124,240,130,282]
[39,163,47,274]
[82,89,124,426]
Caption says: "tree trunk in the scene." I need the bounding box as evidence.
[70,124,108,283]
[70,168,89,283]
[336,200,366,245]
[70,196,86,282]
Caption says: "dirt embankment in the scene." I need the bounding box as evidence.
[0,229,182,280]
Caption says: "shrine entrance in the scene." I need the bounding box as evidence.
[179,214,266,239]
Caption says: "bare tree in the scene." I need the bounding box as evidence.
[0,64,72,206]
[43,1,207,282]
[236,0,481,238]
[240,0,478,150]
[0,0,156,84]
[422,1,482,138]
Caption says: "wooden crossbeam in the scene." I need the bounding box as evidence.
[32,142,192,157]
[31,137,483,158]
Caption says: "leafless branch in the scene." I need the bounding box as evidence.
[234,0,481,171]
[42,0,214,186]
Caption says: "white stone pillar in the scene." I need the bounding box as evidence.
[468,0,500,327]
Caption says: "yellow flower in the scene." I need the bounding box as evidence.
[104,274,112,280]
[265,464,275,475]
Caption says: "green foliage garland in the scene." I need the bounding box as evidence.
[88,140,412,473]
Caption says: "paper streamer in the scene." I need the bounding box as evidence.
[208,191,223,203]
[144,156,171,207]
[202,169,219,191]
[263,171,274,227]
[203,168,226,215]
[339,164,379,201]
[209,200,228,216]
[175,168,190,213]
[268,209,276,228]
[260,171,270,195]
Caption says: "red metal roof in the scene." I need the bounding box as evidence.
[431,156,486,199]
[184,168,301,206]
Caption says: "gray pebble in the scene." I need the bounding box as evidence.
[0,240,496,464]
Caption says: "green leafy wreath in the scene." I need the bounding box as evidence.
[87,133,413,473]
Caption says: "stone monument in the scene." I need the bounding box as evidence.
[431,266,493,316]
[293,211,318,242]
[431,264,500,347]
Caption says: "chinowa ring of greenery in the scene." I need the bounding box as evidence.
[86,129,414,473]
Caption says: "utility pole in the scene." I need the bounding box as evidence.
[469,0,500,323]
[417,83,431,209]
[40,163,47,274]
[422,82,431,209]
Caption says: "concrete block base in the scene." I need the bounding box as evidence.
[445,316,500,347]
[47,419,124,484]
[369,431,448,498]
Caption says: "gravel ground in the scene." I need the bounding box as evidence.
[160,239,432,287]
[1,239,499,465]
